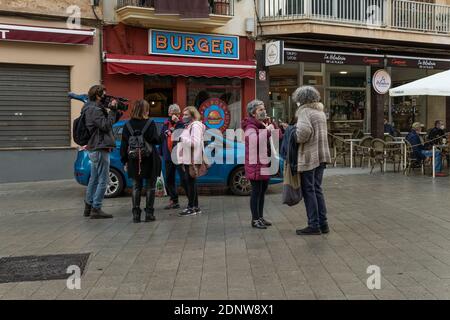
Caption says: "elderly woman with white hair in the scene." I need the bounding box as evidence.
[293,86,331,235]
[242,99,276,229]
[160,103,187,210]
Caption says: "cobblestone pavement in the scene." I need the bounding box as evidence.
[1,168,450,300]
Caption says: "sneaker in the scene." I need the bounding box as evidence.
[320,225,330,234]
[435,172,448,177]
[251,219,267,229]
[178,208,197,217]
[193,207,202,214]
[296,226,321,235]
[259,217,272,226]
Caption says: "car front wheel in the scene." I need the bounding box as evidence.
[228,167,252,196]
[105,168,124,198]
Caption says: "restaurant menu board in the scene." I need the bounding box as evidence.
[284,50,384,66]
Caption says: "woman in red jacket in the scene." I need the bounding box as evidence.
[242,99,275,229]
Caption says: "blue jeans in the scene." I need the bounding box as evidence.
[85,150,110,209]
[300,163,327,229]
[422,150,442,172]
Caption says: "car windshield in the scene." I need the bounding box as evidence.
[113,119,164,141]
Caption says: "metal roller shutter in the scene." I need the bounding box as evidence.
[0,64,70,148]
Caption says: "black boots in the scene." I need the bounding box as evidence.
[132,208,141,223]
[84,202,92,217]
[90,208,113,219]
[145,208,156,222]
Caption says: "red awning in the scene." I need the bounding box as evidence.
[0,23,95,45]
[104,53,256,79]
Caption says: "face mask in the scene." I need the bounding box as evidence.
[256,111,267,121]
[183,116,192,124]
[441,125,445,130]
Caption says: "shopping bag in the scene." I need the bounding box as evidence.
[282,162,302,206]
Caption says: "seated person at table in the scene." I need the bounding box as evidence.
[384,118,396,136]
[428,120,446,145]
[406,122,447,177]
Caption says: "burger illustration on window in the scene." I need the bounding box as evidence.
[199,98,231,132]
[207,110,223,125]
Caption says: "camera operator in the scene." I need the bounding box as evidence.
[82,85,119,219]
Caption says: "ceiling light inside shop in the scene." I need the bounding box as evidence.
[339,71,348,74]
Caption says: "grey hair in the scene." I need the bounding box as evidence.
[292,86,321,106]
[246,99,264,117]
[168,103,181,114]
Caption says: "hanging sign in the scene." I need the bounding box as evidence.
[265,41,284,66]
[372,69,392,94]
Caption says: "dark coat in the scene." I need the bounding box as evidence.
[160,118,185,161]
[242,116,271,181]
[280,124,299,173]
[428,127,445,145]
[82,101,119,151]
[406,130,425,160]
[120,119,162,180]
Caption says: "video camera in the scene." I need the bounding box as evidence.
[101,95,129,111]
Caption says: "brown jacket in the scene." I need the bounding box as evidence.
[295,102,331,172]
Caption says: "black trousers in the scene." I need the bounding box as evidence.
[164,160,187,203]
[183,165,199,209]
[250,180,269,221]
[132,177,156,212]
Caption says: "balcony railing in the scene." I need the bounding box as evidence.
[260,0,450,34]
[117,0,234,16]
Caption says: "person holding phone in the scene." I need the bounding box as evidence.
[160,104,187,210]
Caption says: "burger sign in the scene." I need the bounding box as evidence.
[199,98,231,132]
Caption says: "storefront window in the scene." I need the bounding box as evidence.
[390,68,428,132]
[269,63,299,123]
[326,65,367,133]
[144,75,174,117]
[186,77,242,129]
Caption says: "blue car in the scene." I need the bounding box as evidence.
[74,117,283,198]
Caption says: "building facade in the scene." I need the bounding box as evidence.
[256,0,450,137]
[0,0,102,182]
[102,0,257,130]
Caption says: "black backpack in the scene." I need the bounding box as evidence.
[73,111,91,146]
[127,120,153,160]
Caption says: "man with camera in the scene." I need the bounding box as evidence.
[82,85,119,219]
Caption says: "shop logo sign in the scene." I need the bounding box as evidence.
[324,53,346,65]
[149,29,239,60]
[390,59,408,67]
[265,41,284,66]
[199,98,231,132]
[0,30,9,39]
[418,59,436,69]
[373,69,391,94]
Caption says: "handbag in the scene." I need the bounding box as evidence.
[187,126,210,178]
[282,157,302,206]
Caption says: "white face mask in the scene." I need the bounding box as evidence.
[441,125,445,130]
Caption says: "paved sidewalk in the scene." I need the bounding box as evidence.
[1,170,450,300]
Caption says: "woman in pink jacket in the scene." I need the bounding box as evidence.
[176,106,206,216]
[242,99,275,229]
